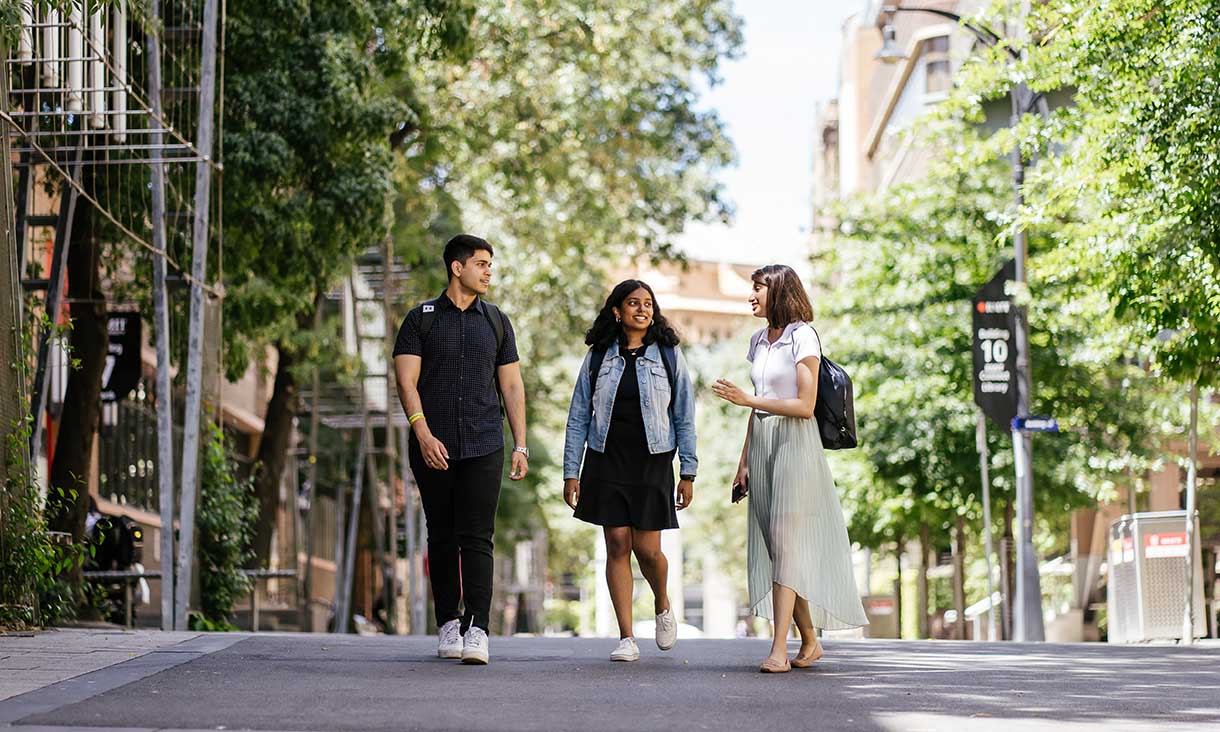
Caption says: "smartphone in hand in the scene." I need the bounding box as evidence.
[731,479,748,504]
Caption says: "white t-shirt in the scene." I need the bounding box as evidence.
[747,322,822,402]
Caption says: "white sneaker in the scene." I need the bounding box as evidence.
[437,619,462,659]
[655,608,677,651]
[610,637,640,662]
[461,626,489,665]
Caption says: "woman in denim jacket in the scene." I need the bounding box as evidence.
[563,279,698,662]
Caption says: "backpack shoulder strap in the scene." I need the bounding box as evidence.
[806,322,824,359]
[790,324,829,361]
[588,347,607,395]
[481,300,506,354]
[659,344,677,392]
[417,298,442,342]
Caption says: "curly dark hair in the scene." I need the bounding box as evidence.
[584,279,681,350]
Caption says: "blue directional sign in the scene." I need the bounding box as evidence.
[1012,416,1059,433]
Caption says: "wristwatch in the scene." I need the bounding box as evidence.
[680,474,696,483]
[513,446,530,459]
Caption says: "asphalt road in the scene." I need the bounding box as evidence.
[3,634,1219,732]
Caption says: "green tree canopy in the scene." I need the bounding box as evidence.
[956,0,1220,386]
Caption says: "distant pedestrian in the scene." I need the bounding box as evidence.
[712,264,867,673]
[393,234,530,665]
[563,280,698,662]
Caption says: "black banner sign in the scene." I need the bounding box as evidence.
[101,313,142,403]
[972,261,1018,429]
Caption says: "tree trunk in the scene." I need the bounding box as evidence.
[917,524,931,639]
[953,515,967,640]
[47,193,104,578]
[251,341,299,566]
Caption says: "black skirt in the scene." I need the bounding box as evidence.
[573,348,678,531]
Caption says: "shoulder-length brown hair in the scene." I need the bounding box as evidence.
[753,264,813,329]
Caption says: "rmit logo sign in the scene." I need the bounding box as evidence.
[976,300,1011,314]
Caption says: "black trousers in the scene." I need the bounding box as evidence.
[408,439,504,633]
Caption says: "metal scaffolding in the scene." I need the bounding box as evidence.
[4,0,223,631]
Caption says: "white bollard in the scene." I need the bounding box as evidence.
[43,7,61,87]
[89,6,106,128]
[19,2,34,63]
[68,4,83,109]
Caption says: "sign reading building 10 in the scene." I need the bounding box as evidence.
[972,261,1018,429]
[978,327,1008,367]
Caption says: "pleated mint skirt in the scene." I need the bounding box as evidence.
[746,413,869,630]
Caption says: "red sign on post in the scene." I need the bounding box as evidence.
[1144,532,1188,559]
[866,598,895,615]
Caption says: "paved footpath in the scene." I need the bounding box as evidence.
[2,629,1218,732]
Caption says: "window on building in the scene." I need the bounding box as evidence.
[924,36,951,95]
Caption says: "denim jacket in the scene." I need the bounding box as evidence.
[561,346,697,483]
[563,343,698,481]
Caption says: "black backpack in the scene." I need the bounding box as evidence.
[588,343,678,402]
[808,326,857,450]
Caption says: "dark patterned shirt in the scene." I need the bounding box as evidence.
[393,292,519,460]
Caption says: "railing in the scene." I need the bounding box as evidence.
[82,568,298,630]
[97,387,181,514]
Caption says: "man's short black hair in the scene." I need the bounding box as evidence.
[443,234,494,279]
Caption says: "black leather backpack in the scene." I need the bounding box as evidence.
[809,326,857,450]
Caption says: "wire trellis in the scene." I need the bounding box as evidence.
[6,0,224,307]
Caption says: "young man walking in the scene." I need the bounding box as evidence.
[393,234,529,665]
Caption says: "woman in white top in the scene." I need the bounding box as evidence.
[712,264,867,673]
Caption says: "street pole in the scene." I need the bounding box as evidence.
[1182,379,1200,643]
[1008,83,1045,642]
[977,413,999,641]
[146,0,176,631]
[175,0,221,631]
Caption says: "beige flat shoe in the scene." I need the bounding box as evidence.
[792,640,823,668]
[759,657,791,674]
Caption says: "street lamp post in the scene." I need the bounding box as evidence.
[875,4,1046,641]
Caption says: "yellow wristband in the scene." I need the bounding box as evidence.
[408,412,425,425]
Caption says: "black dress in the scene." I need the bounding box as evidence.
[574,346,678,531]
